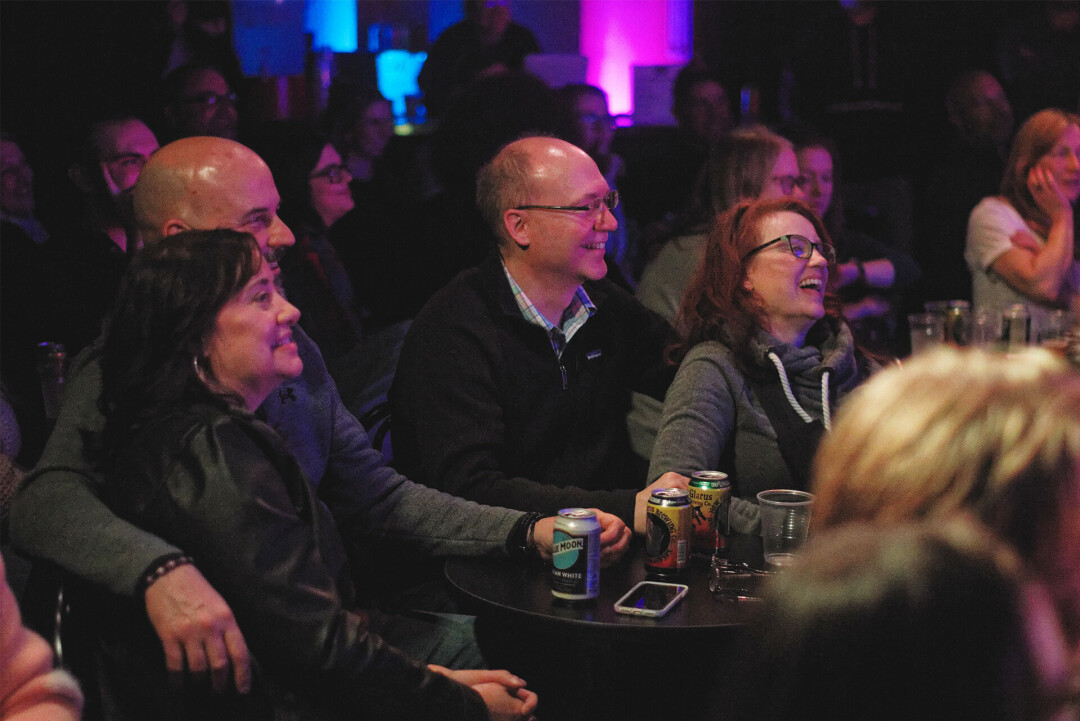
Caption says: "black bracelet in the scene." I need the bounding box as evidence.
[136,552,194,596]
[506,512,544,560]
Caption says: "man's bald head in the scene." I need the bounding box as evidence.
[133,136,294,253]
[476,136,596,247]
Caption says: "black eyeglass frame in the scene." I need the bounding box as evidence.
[309,164,350,184]
[742,233,836,264]
[514,190,619,214]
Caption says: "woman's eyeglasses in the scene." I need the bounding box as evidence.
[309,165,351,184]
[772,174,808,195]
[742,233,836,264]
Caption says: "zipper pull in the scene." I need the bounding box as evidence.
[560,363,568,390]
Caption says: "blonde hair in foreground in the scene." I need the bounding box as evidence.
[812,347,1080,547]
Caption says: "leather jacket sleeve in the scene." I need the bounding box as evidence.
[111,409,488,721]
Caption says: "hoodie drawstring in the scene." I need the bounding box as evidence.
[766,351,832,432]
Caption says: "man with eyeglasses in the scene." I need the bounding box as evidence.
[41,116,160,357]
[391,136,689,538]
[161,62,239,142]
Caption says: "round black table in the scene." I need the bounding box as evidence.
[445,537,765,721]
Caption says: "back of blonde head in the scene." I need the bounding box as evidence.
[812,347,1080,540]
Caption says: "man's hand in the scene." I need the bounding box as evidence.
[634,472,690,534]
[428,665,538,721]
[144,563,251,694]
[533,510,630,567]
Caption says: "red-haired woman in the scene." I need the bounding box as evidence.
[647,198,872,534]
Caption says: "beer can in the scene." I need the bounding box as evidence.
[551,508,601,601]
[644,488,692,574]
[688,471,731,555]
[1002,303,1031,352]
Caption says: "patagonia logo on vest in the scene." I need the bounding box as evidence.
[586,349,602,361]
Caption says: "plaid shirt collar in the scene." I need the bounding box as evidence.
[501,259,596,357]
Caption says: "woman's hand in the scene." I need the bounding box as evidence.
[1028,165,1071,222]
[427,666,538,721]
[635,473,690,534]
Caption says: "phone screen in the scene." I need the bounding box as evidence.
[613,581,688,617]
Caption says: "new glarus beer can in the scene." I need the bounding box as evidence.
[644,488,691,573]
[689,471,731,555]
[551,508,601,601]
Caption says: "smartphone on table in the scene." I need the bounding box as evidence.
[613,581,689,618]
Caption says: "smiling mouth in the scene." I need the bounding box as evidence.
[583,242,606,251]
[799,278,824,292]
[271,334,293,350]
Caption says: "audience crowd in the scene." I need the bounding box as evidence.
[1,1,1078,719]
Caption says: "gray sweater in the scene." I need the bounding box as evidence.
[10,327,522,597]
[648,321,863,534]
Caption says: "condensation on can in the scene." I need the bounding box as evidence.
[551,508,602,601]
[644,489,691,573]
[689,471,731,555]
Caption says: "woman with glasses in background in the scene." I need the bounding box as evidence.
[792,130,920,356]
[647,198,873,534]
[247,122,365,363]
[628,126,807,461]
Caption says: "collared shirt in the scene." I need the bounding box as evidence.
[501,259,595,359]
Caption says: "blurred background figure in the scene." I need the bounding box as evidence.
[1,133,48,244]
[247,121,364,365]
[44,116,159,357]
[812,346,1080,656]
[325,80,396,190]
[965,108,1080,340]
[0,133,52,468]
[618,64,734,238]
[0,555,83,721]
[418,0,540,121]
[158,61,240,142]
[790,130,920,356]
[722,519,1077,721]
[556,83,631,283]
[918,70,1015,305]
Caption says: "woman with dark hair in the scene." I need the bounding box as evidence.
[647,198,871,534]
[247,121,364,362]
[793,132,920,355]
[91,230,538,720]
[966,108,1080,340]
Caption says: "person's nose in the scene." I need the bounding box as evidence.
[269,215,295,249]
[278,296,301,326]
[595,203,618,231]
[790,183,806,200]
[1066,150,1080,171]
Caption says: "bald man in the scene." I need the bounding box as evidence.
[391,137,686,535]
[11,137,630,719]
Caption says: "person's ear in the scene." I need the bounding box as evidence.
[67,163,94,194]
[504,209,529,250]
[163,219,191,236]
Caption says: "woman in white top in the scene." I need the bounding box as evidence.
[965,108,1080,339]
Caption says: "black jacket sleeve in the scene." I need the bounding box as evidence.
[111,410,487,721]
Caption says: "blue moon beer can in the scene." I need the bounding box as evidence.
[551,508,602,601]
[645,488,692,574]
